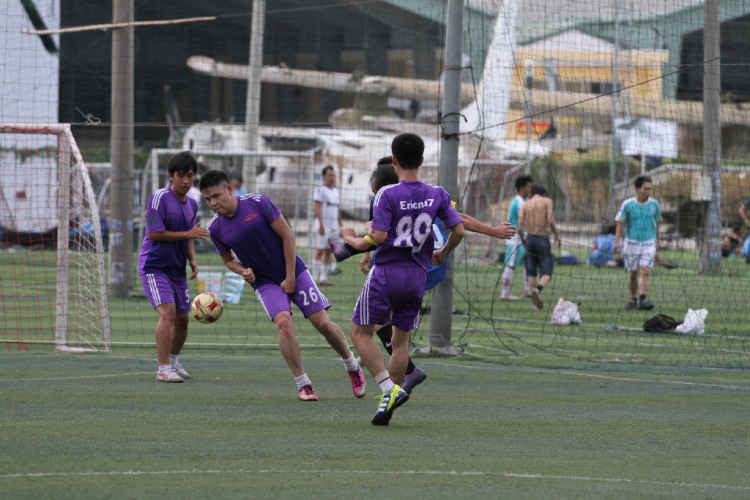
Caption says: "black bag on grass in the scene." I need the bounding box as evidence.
[643,314,680,333]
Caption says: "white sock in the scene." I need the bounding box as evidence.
[319,262,328,282]
[294,373,312,390]
[524,279,531,295]
[169,354,178,365]
[158,364,171,372]
[342,353,359,371]
[330,262,338,272]
[312,260,321,281]
[375,370,395,393]
[501,266,514,296]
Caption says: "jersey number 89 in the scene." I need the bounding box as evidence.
[395,214,434,253]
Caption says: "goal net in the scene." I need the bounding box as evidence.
[0,124,110,352]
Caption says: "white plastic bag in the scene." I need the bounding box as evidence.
[551,298,581,325]
[675,308,708,335]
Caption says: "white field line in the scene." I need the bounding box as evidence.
[419,362,750,390]
[555,370,750,390]
[0,372,152,382]
[0,468,747,490]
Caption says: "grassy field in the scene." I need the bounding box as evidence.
[1,350,749,499]
[2,244,749,367]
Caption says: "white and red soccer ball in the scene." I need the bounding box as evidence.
[191,292,224,323]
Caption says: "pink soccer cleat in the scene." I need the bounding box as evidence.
[347,367,368,398]
[298,384,318,401]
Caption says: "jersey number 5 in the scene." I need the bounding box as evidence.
[395,214,433,253]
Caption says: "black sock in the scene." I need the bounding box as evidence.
[639,294,646,302]
[375,325,393,355]
[630,297,638,302]
[343,241,376,258]
[374,325,416,375]
[536,285,544,293]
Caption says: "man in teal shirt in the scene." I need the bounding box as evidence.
[500,175,533,300]
[615,175,661,310]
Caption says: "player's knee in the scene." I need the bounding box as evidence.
[273,312,294,334]
[349,325,371,343]
[313,317,335,335]
[157,305,177,323]
[174,313,189,328]
[307,310,331,332]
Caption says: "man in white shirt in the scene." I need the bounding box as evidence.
[313,166,342,285]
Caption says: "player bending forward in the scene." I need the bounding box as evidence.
[139,152,209,382]
[346,133,465,425]
[199,170,367,401]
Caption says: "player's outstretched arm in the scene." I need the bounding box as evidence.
[432,222,465,266]
[148,222,209,242]
[458,212,515,239]
[340,226,377,252]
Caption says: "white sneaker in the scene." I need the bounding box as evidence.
[500,294,520,301]
[156,368,184,383]
[172,362,192,380]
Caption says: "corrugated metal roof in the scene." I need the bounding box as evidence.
[518,0,702,21]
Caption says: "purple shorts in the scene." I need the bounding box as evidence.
[352,264,426,332]
[254,270,331,321]
[139,272,191,314]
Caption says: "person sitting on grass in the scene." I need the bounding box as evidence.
[589,224,617,268]
[722,223,743,258]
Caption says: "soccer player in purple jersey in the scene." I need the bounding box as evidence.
[138,152,209,383]
[347,133,465,425]
[199,170,367,401]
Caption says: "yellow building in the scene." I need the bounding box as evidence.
[505,30,669,140]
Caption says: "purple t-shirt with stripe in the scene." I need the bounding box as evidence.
[207,193,306,290]
[138,187,198,280]
[371,180,461,272]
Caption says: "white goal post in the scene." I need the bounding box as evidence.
[0,124,111,352]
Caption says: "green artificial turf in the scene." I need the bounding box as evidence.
[1,246,749,368]
[1,351,749,499]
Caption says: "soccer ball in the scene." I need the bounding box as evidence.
[191,292,223,324]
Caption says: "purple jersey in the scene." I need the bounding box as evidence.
[207,193,306,290]
[371,181,461,271]
[138,187,198,280]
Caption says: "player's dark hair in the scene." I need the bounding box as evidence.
[634,175,652,189]
[605,223,617,235]
[530,185,547,197]
[515,175,533,191]
[376,156,393,166]
[168,151,199,175]
[231,176,242,183]
[391,133,424,169]
[371,164,399,192]
[199,170,230,191]
[321,165,334,176]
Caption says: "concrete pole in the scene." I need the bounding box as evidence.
[607,4,621,222]
[701,0,722,272]
[524,59,534,175]
[242,0,265,193]
[428,0,463,355]
[108,0,134,297]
